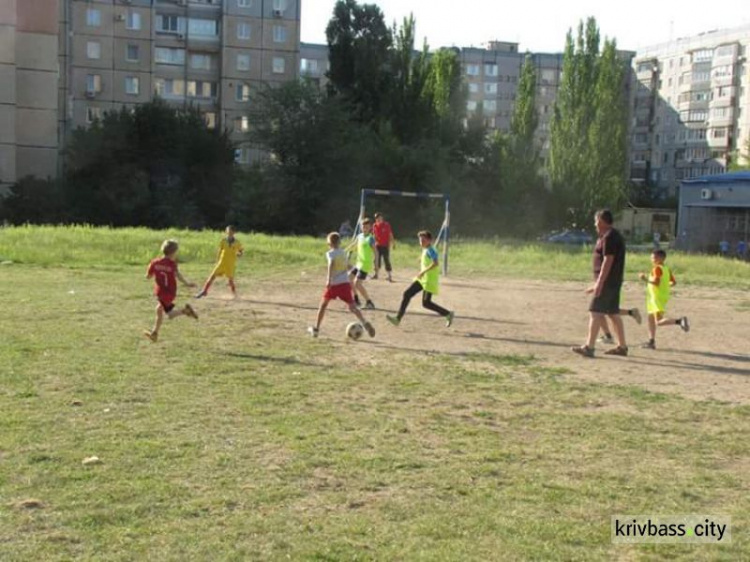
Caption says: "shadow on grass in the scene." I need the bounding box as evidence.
[660,349,750,364]
[224,352,321,367]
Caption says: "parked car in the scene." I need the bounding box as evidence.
[545,229,593,245]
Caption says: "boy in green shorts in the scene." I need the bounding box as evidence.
[387,230,454,327]
[347,217,376,309]
[638,249,689,349]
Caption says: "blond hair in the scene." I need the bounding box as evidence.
[161,239,179,256]
[327,232,341,247]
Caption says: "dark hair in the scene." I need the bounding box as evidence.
[595,209,614,225]
[418,230,432,240]
[361,217,372,225]
[374,212,383,219]
[653,249,667,260]
[327,232,341,246]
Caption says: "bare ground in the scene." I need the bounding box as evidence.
[205,271,750,405]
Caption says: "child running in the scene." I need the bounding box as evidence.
[598,306,642,344]
[144,239,198,343]
[308,232,375,338]
[346,217,376,309]
[387,230,454,327]
[638,249,690,349]
[196,225,244,299]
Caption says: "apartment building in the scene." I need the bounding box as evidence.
[0,0,60,190]
[630,25,750,197]
[300,41,328,89]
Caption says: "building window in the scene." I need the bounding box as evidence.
[272,57,285,74]
[467,100,477,111]
[693,49,713,62]
[273,25,287,43]
[234,148,250,164]
[468,83,479,93]
[125,77,140,95]
[154,78,185,97]
[86,74,102,93]
[86,41,101,60]
[238,0,252,7]
[466,64,480,76]
[484,100,497,112]
[300,58,318,73]
[187,80,217,98]
[127,11,142,31]
[712,128,727,139]
[157,15,183,33]
[155,48,185,65]
[190,54,212,70]
[273,0,287,11]
[86,106,103,124]
[237,22,251,40]
[484,83,497,95]
[189,19,218,37]
[484,64,498,77]
[235,115,250,132]
[204,112,217,129]
[86,9,101,27]
[126,44,139,62]
[237,53,251,71]
[236,83,251,102]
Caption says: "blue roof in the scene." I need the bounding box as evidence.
[682,171,750,184]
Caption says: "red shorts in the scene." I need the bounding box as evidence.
[157,293,176,312]
[323,283,354,304]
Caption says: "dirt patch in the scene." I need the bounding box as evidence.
[204,273,750,405]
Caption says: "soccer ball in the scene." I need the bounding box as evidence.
[346,322,364,340]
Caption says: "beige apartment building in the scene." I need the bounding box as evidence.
[630,25,750,197]
[0,0,300,190]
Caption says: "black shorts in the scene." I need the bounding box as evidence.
[350,268,368,281]
[589,283,621,314]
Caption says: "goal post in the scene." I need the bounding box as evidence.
[352,188,451,275]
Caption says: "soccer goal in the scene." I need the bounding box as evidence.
[352,188,451,275]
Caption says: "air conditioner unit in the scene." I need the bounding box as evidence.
[700,188,713,200]
[272,9,284,17]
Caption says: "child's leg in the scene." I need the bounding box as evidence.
[648,313,658,341]
[355,279,371,302]
[600,316,612,337]
[152,303,165,334]
[199,273,217,296]
[396,281,422,320]
[227,277,236,295]
[315,299,330,330]
[348,302,367,324]
[422,291,450,317]
[605,313,626,348]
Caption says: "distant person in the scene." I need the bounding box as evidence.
[346,217,376,309]
[638,249,689,349]
[652,231,661,250]
[338,219,353,239]
[387,230,454,328]
[308,232,375,339]
[719,239,730,256]
[372,212,395,282]
[737,240,747,260]
[144,239,198,343]
[572,209,629,358]
[196,225,244,299]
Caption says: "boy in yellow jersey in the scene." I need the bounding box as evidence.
[196,225,244,298]
[346,217,376,309]
[308,232,375,338]
[638,249,689,349]
[387,230,454,327]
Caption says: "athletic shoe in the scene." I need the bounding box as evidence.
[631,308,642,325]
[194,289,207,299]
[386,315,400,327]
[143,330,158,343]
[364,322,376,338]
[679,317,690,333]
[641,340,656,349]
[183,304,199,320]
[387,274,393,283]
[571,345,594,358]
[597,334,614,344]
[604,345,628,356]
[365,300,376,310]
[372,273,379,280]
[354,295,361,306]
[307,326,319,338]
[446,311,455,328]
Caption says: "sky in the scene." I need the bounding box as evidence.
[301,0,750,54]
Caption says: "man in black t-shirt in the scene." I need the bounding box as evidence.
[572,209,629,358]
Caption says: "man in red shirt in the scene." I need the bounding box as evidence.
[144,239,199,342]
[372,212,395,282]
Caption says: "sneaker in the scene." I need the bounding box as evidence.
[641,340,656,349]
[183,304,199,320]
[630,308,642,325]
[571,345,595,358]
[194,289,207,299]
[386,314,400,327]
[679,317,690,333]
[446,311,455,328]
[387,274,393,283]
[307,326,319,338]
[143,330,158,343]
[354,295,361,306]
[364,322,376,338]
[604,345,628,356]
[365,300,376,310]
[597,333,614,344]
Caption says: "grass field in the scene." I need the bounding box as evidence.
[1,226,748,560]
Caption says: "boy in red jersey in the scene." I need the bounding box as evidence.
[144,239,198,343]
[372,212,395,281]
